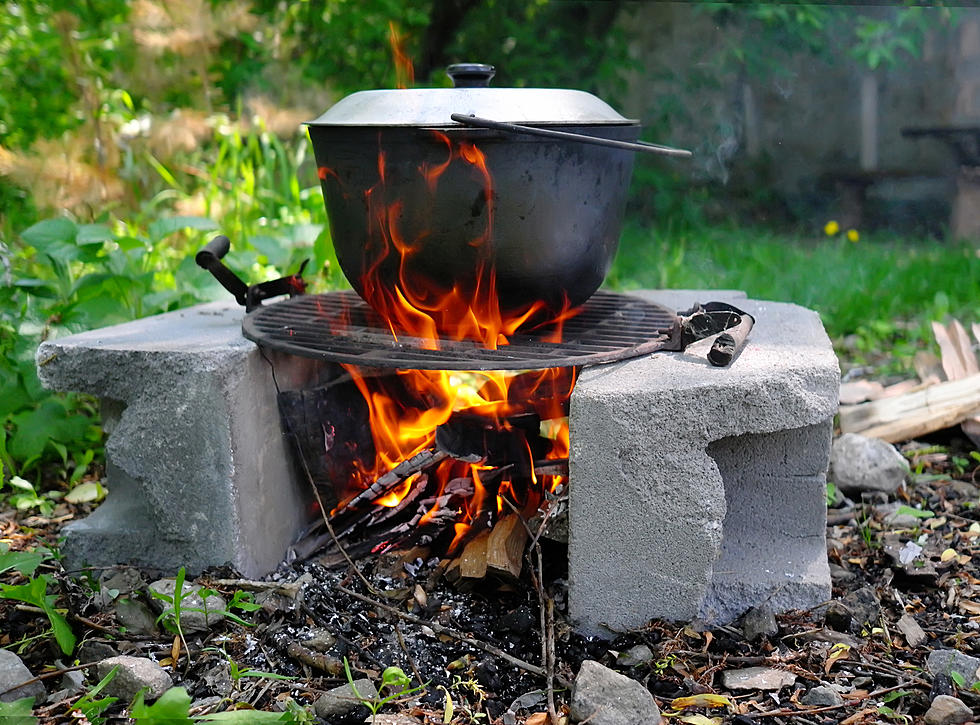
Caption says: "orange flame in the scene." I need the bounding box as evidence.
[388,22,414,89]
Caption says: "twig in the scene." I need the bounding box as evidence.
[340,448,448,512]
[746,682,920,719]
[336,584,570,686]
[0,661,101,698]
[395,621,425,686]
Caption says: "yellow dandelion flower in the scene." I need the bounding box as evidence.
[846,229,859,242]
[824,220,840,236]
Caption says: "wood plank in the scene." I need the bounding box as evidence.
[839,372,980,442]
[933,321,968,380]
[950,320,979,376]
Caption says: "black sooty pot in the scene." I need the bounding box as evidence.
[306,64,689,318]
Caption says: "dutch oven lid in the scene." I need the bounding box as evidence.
[306,63,636,127]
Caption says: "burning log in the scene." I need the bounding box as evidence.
[340,448,448,512]
[446,513,528,582]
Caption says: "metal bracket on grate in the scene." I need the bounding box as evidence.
[242,290,679,370]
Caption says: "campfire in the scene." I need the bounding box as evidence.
[194,63,754,580]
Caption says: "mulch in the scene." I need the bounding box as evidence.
[2,430,980,724]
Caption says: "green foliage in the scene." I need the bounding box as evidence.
[343,658,429,721]
[0,572,76,654]
[130,686,311,723]
[0,697,38,725]
[70,666,120,725]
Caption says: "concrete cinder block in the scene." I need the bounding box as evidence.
[568,291,839,635]
[36,302,311,578]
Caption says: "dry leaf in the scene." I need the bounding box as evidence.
[941,548,959,562]
[825,642,850,674]
[170,634,181,665]
[959,600,980,615]
[669,694,735,711]
[525,713,550,725]
[679,716,723,725]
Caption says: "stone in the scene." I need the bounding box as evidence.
[824,586,880,633]
[801,685,844,707]
[313,678,379,719]
[897,613,927,647]
[202,661,233,697]
[147,579,226,633]
[301,629,337,653]
[35,302,312,578]
[741,606,778,641]
[96,655,172,702]
[927,649,980,688]
[78,641,119,663]
[720,667,796,691]
[570,660,660,725]
[616,644,655,667]
[924,695,973,725]
[0,649,45,703]
[569,292,838,633]
[829,433,908,495]
[114,598,159,636]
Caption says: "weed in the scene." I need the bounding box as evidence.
[0,543,75,654]
[343,659,428,723]
[68,666,119,725]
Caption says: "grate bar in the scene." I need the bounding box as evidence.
[242,290,678,370]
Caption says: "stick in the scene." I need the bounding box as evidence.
[746,682,919,719]
[340,449,448,512]
[0,661,102,698]
[335,584,569,686]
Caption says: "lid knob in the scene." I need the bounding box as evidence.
[447,63,496,88]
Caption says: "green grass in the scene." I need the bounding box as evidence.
[607,222,979,375]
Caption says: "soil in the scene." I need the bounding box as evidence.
[2,429,980,724]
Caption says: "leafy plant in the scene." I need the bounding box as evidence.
[69,665,119,725]
[0,573,75,654]
[343,659,428,723]
[0,697,38,725]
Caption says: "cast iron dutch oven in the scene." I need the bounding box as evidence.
[306,63,689,320]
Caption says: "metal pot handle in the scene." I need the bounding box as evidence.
[449,113,692,158]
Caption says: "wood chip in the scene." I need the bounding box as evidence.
[486,514,529,579]
[896,613,926,647]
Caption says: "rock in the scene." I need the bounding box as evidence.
[499,605,535,634]
[147,579,226,633]
[801,685,844,707]
[202,661,233,697]
[114,598,159,636]
[78,641,119,663]
[927,649,980,688]
[897,613,927,647]
[829,433,908,494]
[616,644,654,667]
[313,678,379,719]
[570,659,660,725]
[0,649,45,703]
[824,586,880,633]
[720,667,796,691]
[741,606,778,641]
[829,563,858,584]
[96,656,172,702]
[878,502,926,528]
[301,628,337,653]
[924,695,973,725]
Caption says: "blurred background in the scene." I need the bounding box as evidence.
[1,1,978,480]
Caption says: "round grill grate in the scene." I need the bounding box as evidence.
[242,290,677,370]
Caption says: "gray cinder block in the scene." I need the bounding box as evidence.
[36,302,312,578]
[568,292,839,635]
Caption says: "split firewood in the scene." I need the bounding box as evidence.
[339,448,448,512]
[486,514,529,579]
[838,372,980,443]
[932,319,980,445]
[457,529,491,579]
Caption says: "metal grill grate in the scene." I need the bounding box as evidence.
[242,290,678,370]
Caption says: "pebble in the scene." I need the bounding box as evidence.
[96,655,172,702]
[78,641,119,663]
[301,628,337,652]
[314,678,379,719]
[147,578,227,633]
[741,605,778,641]
[113,597,159,636]
[924,694,973,725]
[570,659,660,725]
[616,644,654,667]
[927,649,980,688]
[829,433,909,494]
[824,585,881,633]
[801,685,844,707]
[0,649,45,703]
[720,667,796,691]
